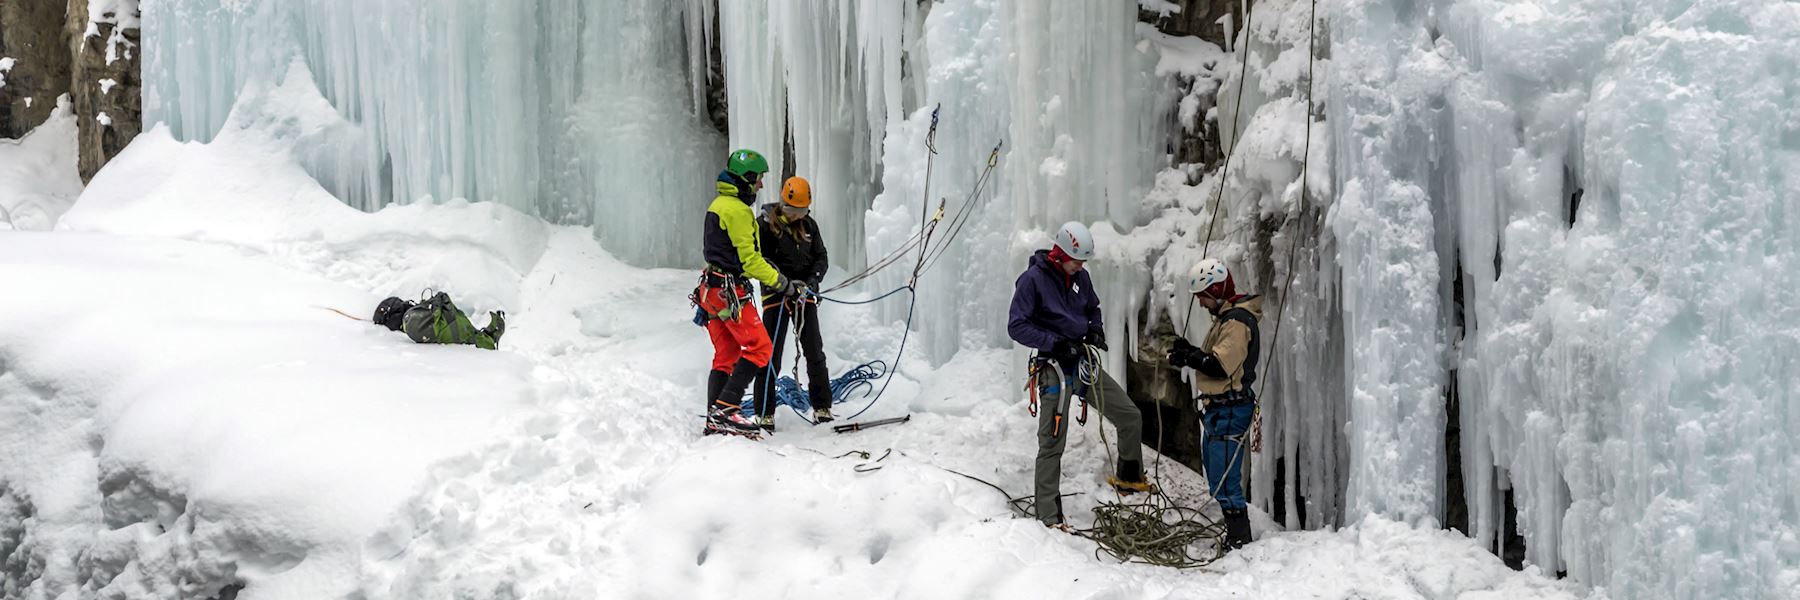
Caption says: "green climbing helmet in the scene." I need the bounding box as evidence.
[725,149,770,181]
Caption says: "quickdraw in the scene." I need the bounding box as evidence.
[1025,356,1089,437]
[1025,360,1042,417]
[1029,354,1080,434]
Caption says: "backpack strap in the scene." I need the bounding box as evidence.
[1217,303,1261,388]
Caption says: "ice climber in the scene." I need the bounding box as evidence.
[1008,221,1152,531]
[749,176,834,432]
[1168,258,1262,551]
[694,149,807,438]
[372,292,505,350]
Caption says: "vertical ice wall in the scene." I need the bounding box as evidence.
[717,1,913,268]
[724,0,1168,362]
[1326,0,1453,526]
[1200,0,1348,531]
[1441,0,1800,597]
[534,0,725,265]
[1005,1,1167,229]
[868,0,1017,361]
[1317,0,1800,596]
[139,0,723,266]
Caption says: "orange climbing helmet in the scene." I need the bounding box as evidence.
[781,177,813,208]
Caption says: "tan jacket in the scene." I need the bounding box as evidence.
[1194,296,1264,395]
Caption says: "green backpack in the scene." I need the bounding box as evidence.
[379,292,502,350]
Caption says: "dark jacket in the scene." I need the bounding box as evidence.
[758,206,829,291]
[1007,249,1102,353]
[701,172,781,287]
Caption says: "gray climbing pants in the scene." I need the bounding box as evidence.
[1034,363,1142,525]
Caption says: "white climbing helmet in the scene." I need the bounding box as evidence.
[1187,258,1231,296]
[1052,221,1096,261]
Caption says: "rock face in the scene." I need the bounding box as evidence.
[1140,0,1239,171]
[0,0,139,181]
[1123,0,1240,473]
[0,0,73,138]
[66,0,140,182]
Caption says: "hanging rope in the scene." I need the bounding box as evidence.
[918,142,1004,275]
[756,128,1001,425]
[1180,0,1265,339]
[1243,0,1322,455]
[1174,0,1321,540]
[1075,0,1330,567]
[1067,0,1275,566]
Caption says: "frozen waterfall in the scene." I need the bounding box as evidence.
[1324,0,1800,596]
[120,0,1799,598]
[139,0,723,267]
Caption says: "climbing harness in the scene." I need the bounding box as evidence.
[1026,354,1092,436]
[690,266,751,324]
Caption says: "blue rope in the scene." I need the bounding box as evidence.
[840,286,917,422]
[748,360,889,414]
[739,286,917,426]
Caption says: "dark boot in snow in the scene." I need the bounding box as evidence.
[1221,508,1252,551]
[1107,459,1154,494]
[483,310,506,343]
[706,370,730,408]
[704,359,764,439]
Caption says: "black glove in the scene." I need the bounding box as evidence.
[1083,330,1108,351]
[1049,338,1082,361]
[1168,344,1228,377]
[772,276,803,298]
[1167,338,1198,368]
[789,280,811,298]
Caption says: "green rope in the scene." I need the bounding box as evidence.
[1065,344,1230,567]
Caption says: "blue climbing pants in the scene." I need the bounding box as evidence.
[1202,402,1255,511]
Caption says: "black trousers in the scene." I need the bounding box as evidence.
[752,298,831,417]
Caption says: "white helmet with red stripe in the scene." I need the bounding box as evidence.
[1052,221,1095,261]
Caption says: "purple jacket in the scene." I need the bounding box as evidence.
[1007,249,1103,352]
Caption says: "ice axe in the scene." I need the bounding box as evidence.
[832,415,911,434]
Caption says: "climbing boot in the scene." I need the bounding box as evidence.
[753,414,776,433]
[704,403,763,439]
[1221,507,1252,551]
[483,310,506,343]
[812,407,835,423]
[1106,459,1154,495]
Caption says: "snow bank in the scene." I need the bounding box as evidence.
[63,60,550,311]
[0,55,561,597]
[0,232,540,599]
[0,97,84,232]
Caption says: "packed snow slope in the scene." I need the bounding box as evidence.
[0,69,1588,600]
